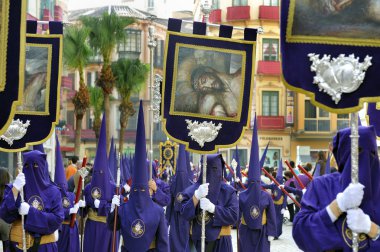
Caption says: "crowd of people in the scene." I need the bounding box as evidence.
[0,101,379,252]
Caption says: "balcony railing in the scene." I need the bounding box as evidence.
[257,61,281,76]
[61,124,96,140]
[227,6,250,21]
[209,9,222,23]
[259,5,280,21]
[257,116,285,130]
[62,76,73,89]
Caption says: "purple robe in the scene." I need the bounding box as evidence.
[153,179,170,207]
[57,191,79,252]
[180,183,238,252]
[262,183,287,238]
[238,190,276,252]
[293,126,380,251]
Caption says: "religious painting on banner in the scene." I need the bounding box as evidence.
[0,0,27,136]
[281,0,380,113]
[162,18,257,153]
[159,140,177,175]
[0,21,63,152]
[366,102,380,139]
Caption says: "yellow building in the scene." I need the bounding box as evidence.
[195,0,348,167]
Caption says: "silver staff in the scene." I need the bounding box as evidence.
[350,112,359,252]
[17,152,27,252]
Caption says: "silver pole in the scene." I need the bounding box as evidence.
[148,21,157,181]
[17,153,27,252]
[350,112,359,252]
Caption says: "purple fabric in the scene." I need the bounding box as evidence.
[294,174,311,190]
[153,179,170,207]
[293,126,380,251]
[180,182,238,243]
[168,144,191,252]
[325,153,331,174]
[6,243,58,252]
[108,137,116,183]
[233,146,242,180]
[58,192,79,252]
[259,142,269,169]
[276,159,284,184]
[313,163,321,177]
[241,115,262,229]
[33,144,45,153]
[90,114,115,202]
[238,190,276,252]
[83,218,116,252]
[54,135,68,195]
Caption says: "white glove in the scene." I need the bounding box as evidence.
[110,195,120,213]
[54,230,59,242]
[78,200,86,208]
[336,183,364,212]
[200,198,215,214]
[13,173,26,191]
[268,236,275,242]
[18,202,30,215]
[281,208,286,215]
[236,177,241,183]
[278,184,284,190]
[94,199,100,209]
[194,183,209,200]
[69,203,79,214]
[123,183,131,193]
[302,188,307,195]
[347,209,371,234]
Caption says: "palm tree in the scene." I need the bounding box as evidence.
[112,58,149,153]
[89,86,104,142]
[63,26,92,156]
[81,12,135,152]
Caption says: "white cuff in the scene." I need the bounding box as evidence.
[326,205,338,223]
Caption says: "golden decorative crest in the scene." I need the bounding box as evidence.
[250,205,260,220]
[27,195,44,211]
[131,219,145,238]
[91,187,102,200]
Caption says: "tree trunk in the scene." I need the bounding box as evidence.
[93,116,101,143]
[104,92,110,154]
[74,114,84,156]
[119,118,128,154]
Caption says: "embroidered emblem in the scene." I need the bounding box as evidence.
[27,195,44,211]
[342,216,368,249]
[250,205,260,220]
[176,193,184,203]
[62,197,71,208]
[273,190,278,198]
[91,187,101,199]
[196,211,211,225]
[131,219,145,238]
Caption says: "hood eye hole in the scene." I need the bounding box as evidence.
[24,163,29,168]
[33,162,39,168]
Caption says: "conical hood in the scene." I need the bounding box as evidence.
[132,100,148,188]
[260,142,269,168]
[33,144,45,153]
[233,146,242,180]
[185,150,193,183]
[90,113,114,201]
[276,159,284,184]
[240,114,262,229]
[325,153,331,174]
[108,137,116,183]
[170,144,190,196]
[54,135,68,193]
[314,163,321,177]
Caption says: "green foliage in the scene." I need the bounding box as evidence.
[89,86,104,118]
[80,12,135,65]
[63,26,92,72]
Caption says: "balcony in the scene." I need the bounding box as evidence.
[257,61,281,76]
[209,9,222,23]
[227,6,250,21]
[62,76,73,89]
[61,124,96,140]
[67,90,76,100]
[257,116,285,130]
[259,6,280,21]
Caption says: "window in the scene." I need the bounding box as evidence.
[212,0,220,9]
[263,0,279,6]
[262,91,279,116]
[148,0,154,8]
[67,73,75,89]
[67,110,75,127]
[118,29,142,60]
[304,100,330,131]
[154,40,164,69]
[86,72,92,87]
[262,39,279,61]
[232,0,247,6]
[337,114,350,130]
[126,96,139,130]
[230,148,248,169]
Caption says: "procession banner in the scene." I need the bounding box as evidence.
[0,0,27,135]
[366,103,380,139]
[0,21,63,152]
[159,140,177,174]
[162,18,257,153]
[281,0,380,113]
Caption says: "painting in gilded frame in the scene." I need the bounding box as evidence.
[171,44,245,121]
[287,0,380,46]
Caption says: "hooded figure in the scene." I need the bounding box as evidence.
[293,126,380,251]
[55,136,81,252]
[107,100,169,252]
[313,163,321,178]
[148,160,170,208]
[262,157,287,238]
[239,115,276,251]
[0,150,64,251]
[180,153,238,252]
[83,114,118,252]
[166,144,191,252]
[232,146,244,191]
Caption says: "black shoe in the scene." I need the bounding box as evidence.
[274,237,279,240]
